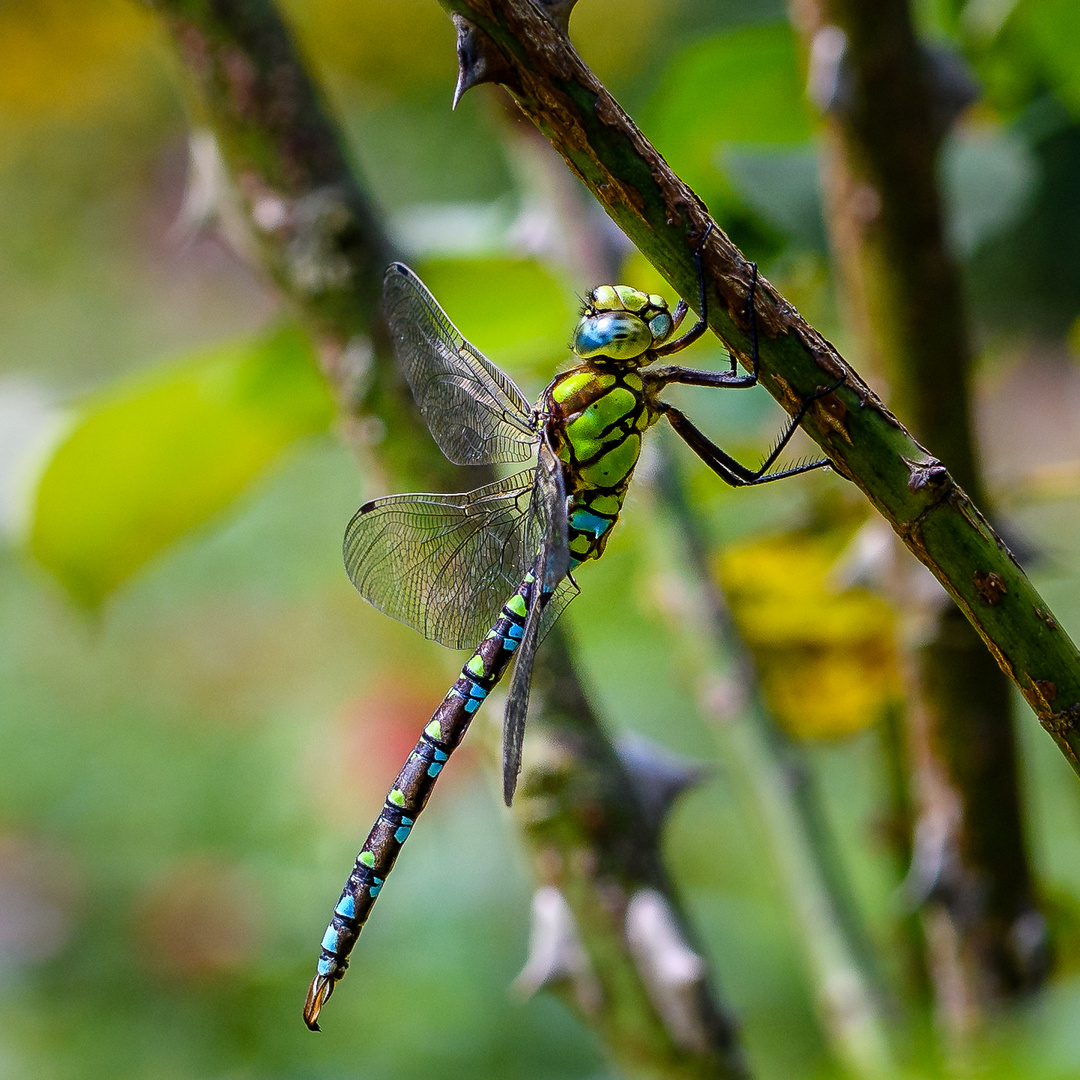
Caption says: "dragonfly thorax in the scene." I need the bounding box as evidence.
[573,284,674,363]
[545,363,656,567]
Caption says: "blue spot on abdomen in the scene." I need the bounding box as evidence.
[570,508,613,539]
[334,895,357,920]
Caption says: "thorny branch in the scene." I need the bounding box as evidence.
[437,0,1080,779]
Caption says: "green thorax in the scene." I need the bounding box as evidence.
[543,363,659,567]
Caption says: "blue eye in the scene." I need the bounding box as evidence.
[573,312,652,360]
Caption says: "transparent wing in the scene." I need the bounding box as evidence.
[528,435,577,645]
[344,471,542,651]
[530,437,570,590]
[384,263,538,466]
[502,441,576,804]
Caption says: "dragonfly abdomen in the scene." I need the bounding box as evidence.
[303,575,537,1029]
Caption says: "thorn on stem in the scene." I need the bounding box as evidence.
[451,14,514,110]
[615,733,710,835]
[807,25,977,140]
[807,26,850,116]
[515,886,602,1014]
[625,889,711,1054]
[534,0,579,35]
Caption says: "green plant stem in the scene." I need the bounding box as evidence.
[148,1,747,1073]
[435,0,1080,782]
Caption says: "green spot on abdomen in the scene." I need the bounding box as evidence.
[507,594,527,618]
[569,534,592,558]
[579,434,641,488]
[388,789,406,807]
[588,492,623,517]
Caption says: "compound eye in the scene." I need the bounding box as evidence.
[648,312,674,343]
[573,311,652,360]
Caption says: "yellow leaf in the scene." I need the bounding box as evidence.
[719,534,901,739]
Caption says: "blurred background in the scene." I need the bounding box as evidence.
[4,0,1080,1077]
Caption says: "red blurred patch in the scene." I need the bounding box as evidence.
[133,857,259,982]
[333,673,480,795]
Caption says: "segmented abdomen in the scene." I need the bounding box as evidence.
[303,577,536,1029]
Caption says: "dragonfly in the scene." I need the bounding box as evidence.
[304,230,840,1029]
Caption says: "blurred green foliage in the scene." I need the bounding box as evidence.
[30,326,332,607]
[4,1,1080,1079]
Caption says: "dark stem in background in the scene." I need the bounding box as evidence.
[522,631,748,1079]
[147,1,748,1074]
[435,0,1080,811]
[653,445,897,1079]
[787,0,1048,1040]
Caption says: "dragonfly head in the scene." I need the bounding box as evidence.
[573,285,674,365]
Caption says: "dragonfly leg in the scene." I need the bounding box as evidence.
[652,223,714,356]
[652,262,761,390]
[658,375,843,487]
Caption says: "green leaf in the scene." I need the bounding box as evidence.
[414,256,578,380]
[643,22,813,201]
[29,324,333,607]
[1010,0,1080,115]
[722,146,827,249]
[942,126,1038,255]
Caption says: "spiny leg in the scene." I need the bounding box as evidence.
[659,376,844,487]
[653,222,714,356]
[651,261,761,389]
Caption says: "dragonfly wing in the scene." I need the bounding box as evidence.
[502,563,545,807]
[527,437,570,589]
[384,263,538,466]
[502,441,574,804]
[344,471,537,650]
[539,576,579,642]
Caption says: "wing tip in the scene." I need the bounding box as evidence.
[503,767,519,807]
